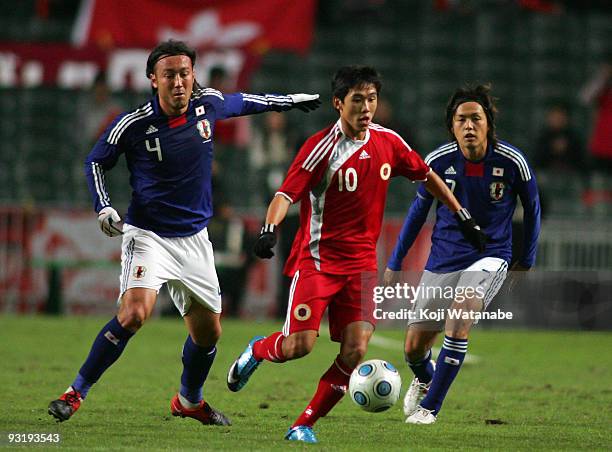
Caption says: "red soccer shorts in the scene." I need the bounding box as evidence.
[281,269,377,342]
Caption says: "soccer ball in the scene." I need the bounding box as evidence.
[349,359,402,412]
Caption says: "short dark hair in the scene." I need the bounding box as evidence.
[446,84,498,146]
[331,66,382,101]
[146,39,196,79]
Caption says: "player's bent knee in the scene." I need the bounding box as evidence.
[288,342,313,359]
[404,331,436,360]
[193,325,221,347]
[118,308,148,332]
[119,289,156,332]
[341,343,368,368]
[283,334,315,359]
[404,347,429,363]
[211,324,222,342]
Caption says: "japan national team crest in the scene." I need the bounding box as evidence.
[197,119,211,139]
[133,266,147,279]
[489,181,505,201]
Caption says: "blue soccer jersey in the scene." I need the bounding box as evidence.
[85,89,296,237]
[387,140,541,272]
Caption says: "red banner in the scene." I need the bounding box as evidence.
[0,43,261,90]
[73,0,316,53]
[0,1,316,90]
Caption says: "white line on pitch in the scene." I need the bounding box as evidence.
[368,334,481,364]
[318,325,480,363]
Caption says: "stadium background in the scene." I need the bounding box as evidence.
[0,0,610,329]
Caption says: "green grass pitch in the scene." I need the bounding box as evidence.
[1,316,611,450]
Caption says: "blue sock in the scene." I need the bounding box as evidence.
[72,317,134,399]
[420,336,467,415]
[180,335,217,404]
[406,349,434,384]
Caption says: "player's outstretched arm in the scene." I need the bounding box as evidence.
[423,171,487,252]
[225,93,321,118]
[253,194,291,259]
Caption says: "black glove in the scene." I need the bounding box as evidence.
[254,224,277,259]
[288,94,321,112]
[455,208,487,253]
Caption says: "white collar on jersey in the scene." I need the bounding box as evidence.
[336,119,370,144]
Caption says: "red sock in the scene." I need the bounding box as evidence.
[252,332,286,363]
[292,355,354,428]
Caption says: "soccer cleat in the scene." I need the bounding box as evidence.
[48,387,82,422]
[403,378,430,416]
[405,405,437,425]
[285,425,318,443]
[403,359,436,416]
[170,394,231,426]
[227,335,264,392]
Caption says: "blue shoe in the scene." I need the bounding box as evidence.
[285,425,318,443]
[227,335,264,392]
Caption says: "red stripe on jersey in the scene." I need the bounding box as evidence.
[168,114,187,128]
[465,161,484,177]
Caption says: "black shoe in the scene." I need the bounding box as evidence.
[48,388,82,422]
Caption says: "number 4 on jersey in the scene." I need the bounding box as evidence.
[146,138,163,162]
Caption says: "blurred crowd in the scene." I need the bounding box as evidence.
[2,0,610,317]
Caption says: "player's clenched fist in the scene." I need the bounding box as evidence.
[97,207,123,237]
[254,224,277,259]
[455,208,487,252]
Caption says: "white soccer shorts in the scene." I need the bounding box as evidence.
[118,224,222,315]
[408,257,508,329]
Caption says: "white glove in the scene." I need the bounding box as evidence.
[97,207,123,237]
[288,93,321,112]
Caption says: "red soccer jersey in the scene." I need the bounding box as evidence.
[278,120,430,276]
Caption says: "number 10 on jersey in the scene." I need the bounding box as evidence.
[338,168,358,192]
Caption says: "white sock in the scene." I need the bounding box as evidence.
[178,393,200,409]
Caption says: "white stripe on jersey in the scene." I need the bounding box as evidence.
[192,87,224,100]
[304,135,339,173]
[424,142,457,165]
[369,123,413,151]
[241,94,268,105]
[494,143,531,181]
[266,94,292,105]
[308,190,325,271]
[91,162,110,207]
[282,270,300,336]
[242,93,292,107]
[107,103,153,145]
[302,125,339,172]
[306,129,367,266]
